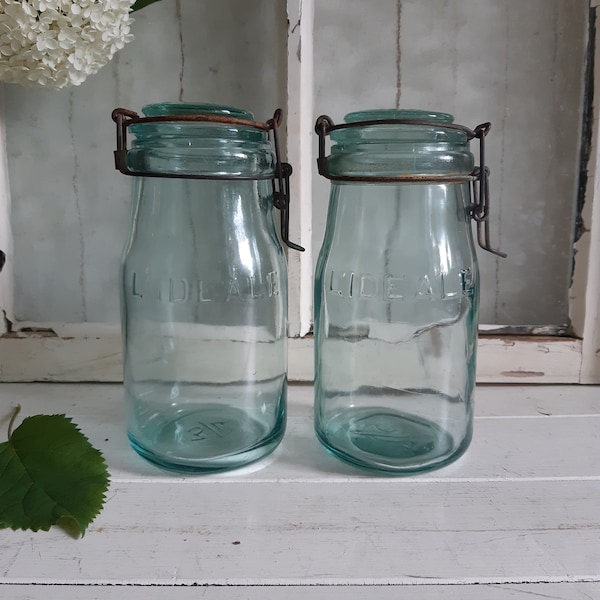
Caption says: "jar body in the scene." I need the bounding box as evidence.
[120,104,287,472]
[314,110,479,474]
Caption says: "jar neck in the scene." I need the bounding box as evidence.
[318,110,475,179]
[113,104,304,252]
[125,103,275,178]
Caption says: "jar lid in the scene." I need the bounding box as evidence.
[317,108,475,177]
[329,108,468,145]
[343,109,454,124]
[141,102,255,121]
[115,102,275,179]
[128,102,267,145]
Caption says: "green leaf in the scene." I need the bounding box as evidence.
[131,0,165,12]
[0,408,109,536]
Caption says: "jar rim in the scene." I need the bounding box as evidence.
[129,102,267,143]
[343,109,454,124]
[328,108,468,145]
[141,102,255,121]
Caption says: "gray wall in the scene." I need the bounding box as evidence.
[3,0,287,323]
[313,0,587,326]
[3,0,588,328]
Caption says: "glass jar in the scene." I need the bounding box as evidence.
[313,109,504,474]
[112,103,301,472]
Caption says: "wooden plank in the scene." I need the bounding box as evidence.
[471,383,600,416]
[571,3,600,384]
[4,382,600,419]
[0,328,585,383]
[0,87,13,333]
[0,383,598,593]
[2,384,599,483]
[4,583,600,599]
[1,480,599,585]
[477,337,583,384]
[0,334,121,382]
[579,103,600,383]
[286,0,315,337]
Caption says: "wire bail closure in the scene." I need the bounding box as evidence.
[315,115,506,257]
[112,107,304,252]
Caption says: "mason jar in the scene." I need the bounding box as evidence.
[113,103,302,472]
[313,109,504,474]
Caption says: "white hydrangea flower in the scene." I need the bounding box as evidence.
[0,0,134,89]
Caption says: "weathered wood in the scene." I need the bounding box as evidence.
[2,383,599,483]
[477,336,583,383]
[0,87,13,334]
[5,583,600,599]
[570,2,600,384]
[0,383,598,596]
[286,0,315,337]
[1,479,600,585]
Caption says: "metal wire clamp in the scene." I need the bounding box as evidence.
[315,115,506,257]
[112,107,304,251]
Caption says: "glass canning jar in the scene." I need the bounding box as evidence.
[112,103,302,473]
[313,109,504,474]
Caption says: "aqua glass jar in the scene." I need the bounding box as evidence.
[313,109,504,474]
[112,103,302,472]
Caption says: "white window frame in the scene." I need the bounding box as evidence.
[0,0,598,384]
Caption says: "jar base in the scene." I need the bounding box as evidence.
[315,407,471,475]
[128,404,285,473]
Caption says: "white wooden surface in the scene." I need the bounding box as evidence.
[286,0,314,337]
[4,585,600,599]
[0,327,584,383]
[0,383,599,598]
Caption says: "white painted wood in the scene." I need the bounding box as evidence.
[0,88,13,333]
[0,383,598,595]
[2,384,599,483]
[5,584,600,599]
[0,325,584,383]
[4,382,599,417]
[0,325,122,382]
[578,166,600,383]
[1,479,600,585]
[286,0,314,337]
[0,0,600,383]
[477,336,583,383]
[571,4,600,383]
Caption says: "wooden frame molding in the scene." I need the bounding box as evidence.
[0,325,585,383]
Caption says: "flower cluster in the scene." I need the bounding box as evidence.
[0,0,134,89]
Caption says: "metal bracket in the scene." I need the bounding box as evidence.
[470,123,507,258]
[268,110,304,252]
